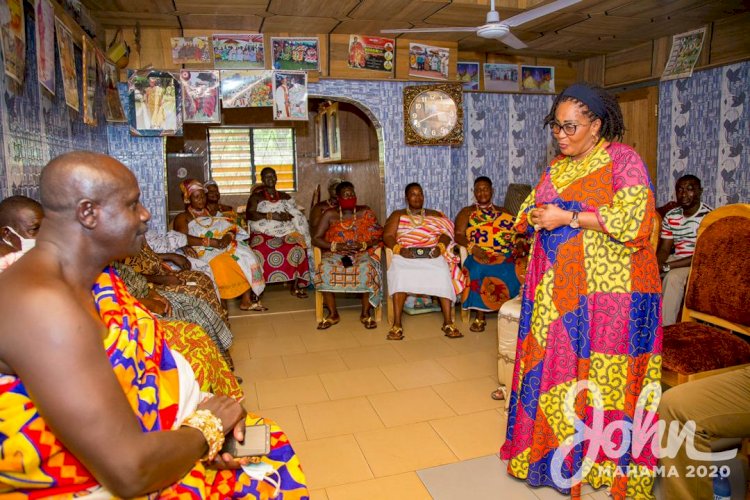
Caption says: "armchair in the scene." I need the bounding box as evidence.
[662,204,750,386]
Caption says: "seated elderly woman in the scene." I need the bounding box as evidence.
[384,183,467,340]
[174,179,265,311]
[245,167,311,299]
[454,176,528,332]
[312,181,383,329]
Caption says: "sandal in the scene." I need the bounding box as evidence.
[491,386,506,401]
[470,318,487,332]
[360,315,377,329]
[386,326,404,340]
[240,302,268,312]
[441,323,463,339]
[316,315,340,330]
[293,288,308,299]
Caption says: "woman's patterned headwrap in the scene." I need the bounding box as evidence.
[180,179,206,204]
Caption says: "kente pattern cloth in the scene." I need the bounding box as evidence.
[126,241,227,325]
[250,233,311,286]
[112,262,233,360]
[396,214,467,296]
[0,267,309,498]
[186,215,265,297]
[500,142,662,499]
[461,208,524,312]
[313,208,383,307]
[160,320,242,400]
[660,202,712,258]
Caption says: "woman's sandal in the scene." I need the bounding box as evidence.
[441,323,463,339]
[470,318,487,332]
[491,386,506,401]
[317,315,340,330]
[240,302,268,312]
[360,315,377,329]
[293,288,309,299]
[386,326,404,340]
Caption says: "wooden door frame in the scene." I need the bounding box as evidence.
[614,85,659,190]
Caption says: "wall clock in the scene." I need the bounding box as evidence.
[403,83,463,146]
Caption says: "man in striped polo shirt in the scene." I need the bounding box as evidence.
[656,174,712,325]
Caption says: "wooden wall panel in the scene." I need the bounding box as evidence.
[709,12,750,66]
[604,40,653,86]
[329,34,396,80]
[395,38,458,80]
[574,55,604,86]
[536,57,576,91]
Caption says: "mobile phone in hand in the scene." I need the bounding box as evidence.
[220,424,270,457]
[341,255,353,268]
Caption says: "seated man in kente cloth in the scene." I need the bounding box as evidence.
[245,167,311,299]
[0,151,307,498]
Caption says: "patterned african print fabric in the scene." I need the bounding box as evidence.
[160,320,242,400]
[314,208,383,307]
[500,142,662,499]
[396,214,467,295]
[461,208,525,312]
[0,267,308,498]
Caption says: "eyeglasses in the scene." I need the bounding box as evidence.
[549,121,591,136]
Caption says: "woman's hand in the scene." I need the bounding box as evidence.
[162,253,191,270]
[529,204,571,231]
[181,246,198,258]
[217,234,233,249]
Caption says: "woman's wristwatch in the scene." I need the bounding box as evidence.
[661,263,671,273]
[569,211,580,229]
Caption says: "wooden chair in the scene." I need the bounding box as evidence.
[662,204,750,386]
[313,246,382,324]
[310,184,321,215]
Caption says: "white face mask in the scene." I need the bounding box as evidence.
[3,226,36,254]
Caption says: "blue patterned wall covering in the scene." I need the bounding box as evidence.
[107,83,166,230]
[657,61,749,207]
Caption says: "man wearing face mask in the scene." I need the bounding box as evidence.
[0,196,42,270]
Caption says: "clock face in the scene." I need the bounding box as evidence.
[408,90,458,139]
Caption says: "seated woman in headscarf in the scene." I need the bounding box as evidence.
[312,181,383,329]
[454,176,528,332]
[383,183,467,340]
[174,179,266,311]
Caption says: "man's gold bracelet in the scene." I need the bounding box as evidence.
[361,241,367,251]
[181,409,224,462]
[437,242,446,255]
[392,244,402,255]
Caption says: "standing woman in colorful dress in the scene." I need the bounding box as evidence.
[500,82,662,499]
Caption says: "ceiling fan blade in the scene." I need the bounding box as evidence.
[500,32,527,49]
[503,0,582,28]
[381,26,478,34]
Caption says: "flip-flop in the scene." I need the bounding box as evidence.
[317,316,340,330]
[441,323,463,339]
[293,288,309,299]
[240,302,268,312]
[360,316,377,329]
[470,318,487,332]
[386,326,404,340]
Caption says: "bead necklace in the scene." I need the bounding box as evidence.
[339,206,357,230]
[475,203,499,219]
[406,207,425,227]
[263,188,280,202]
[188,207,214,229]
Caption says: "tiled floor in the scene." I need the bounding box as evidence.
[227,287,611,499]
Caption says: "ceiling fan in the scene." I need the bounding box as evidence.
[381,0,582,49]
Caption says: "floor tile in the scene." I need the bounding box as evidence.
[246,334,307,358]
[309,489,328,499]
[233,355,288,383]
[326,472,432,500]
[299,397,384,440]
[293,434,374,490]
[337,344,406,369]
[368,387,455,427]
[435,350,498,380]
[431,376,506,414]
[256,374,329,409]
[320,367,395,400]
[429,409,506,460]
[417,454,537,500]
[253,405,307,442]
[355,422,457,477]
[301,329,362,352]
[380,359,456,390]
[282,350,348,377]
[391,336,461,362]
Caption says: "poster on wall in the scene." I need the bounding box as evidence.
[0,0,26,85]
[457,61,480,90]
[128,70,181,136]
[520,65,554,92]
[170,36,212,64]
[212,34,264,69]
[272,70,307,121]
[55,17,79,111]
[661,27,706,81]
[179,70,220,123]
[220,69,273,108]
[103,61,126,122]
[347,35,394,72]
[271,37,319,71]
[408,43,449,80]
[483,63,518,92]
[82,37,97,125]
[35,0,55,94]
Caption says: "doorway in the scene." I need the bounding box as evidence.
[616,86,659,189]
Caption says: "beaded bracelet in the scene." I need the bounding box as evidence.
[202,237,210,247]
[361,241,367,251]
[392,244,402,255]
[437,242,446,255]
[331,241,337,252]
[181,409,224,462]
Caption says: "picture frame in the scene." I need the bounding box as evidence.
[347,35,394,73]
[170,36,212,64]
[1,0,25,85]
[103,61,127,122]
[220,69,273,108]
[483,63,519,92]
[212,34,265,69]
[55,17,79,111]
[519,65,554,93]
[128,70,181,136]
[408,43,450,81]
[272,70,307,121]
[35,0,55,94]
[82,36,97,125]
[271,37,320,72]
[457,61,480,90]
[179,70,221,123]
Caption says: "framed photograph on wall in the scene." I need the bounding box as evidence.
[408,43,450,80]
[212,34,265,69]
[347,35,394,73]
[82,36,97,125]
[128,70,182,136]
[457,61,480,90]
[272,70,307,121]
[520,65,554,93]
[220,69,273,108]
[271,37,320,71]
[35,0,55,94]
[103,61,126,122]
[55,17,79,111]
[179,70,220,123]
[483,63,518,92]
[1,0,25,85]
[170,36,212,64]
